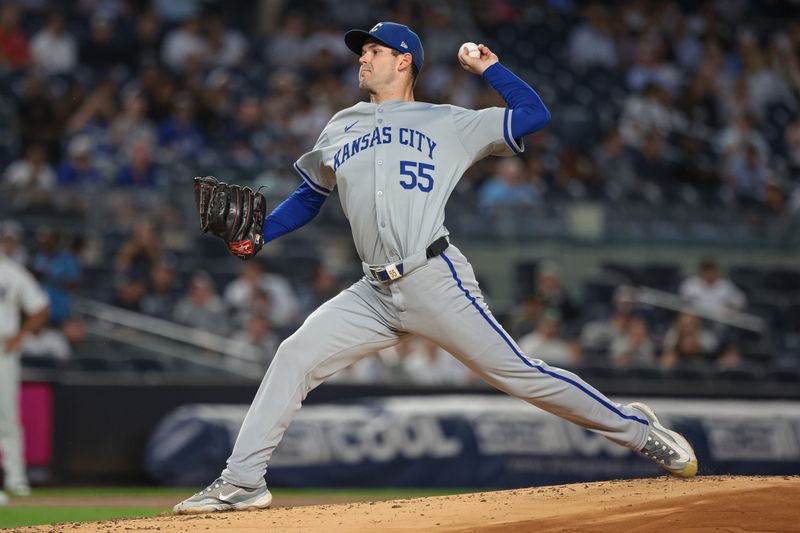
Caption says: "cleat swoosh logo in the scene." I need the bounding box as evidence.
[219,489,242,501]
[344,121,358,133]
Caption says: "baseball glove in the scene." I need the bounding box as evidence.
[193,176,267,260]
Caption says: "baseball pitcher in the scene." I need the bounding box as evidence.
[176,22,697,513]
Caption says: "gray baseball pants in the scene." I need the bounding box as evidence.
[222,245,649,488]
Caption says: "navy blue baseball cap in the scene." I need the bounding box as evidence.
[345,22,424,72]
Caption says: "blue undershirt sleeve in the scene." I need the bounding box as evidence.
[483,62,551,139]
[263,181,327,244]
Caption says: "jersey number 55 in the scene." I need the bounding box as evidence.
[399,160,435,193]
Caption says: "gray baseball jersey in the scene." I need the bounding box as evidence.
[294,101,521,265]
[221,102,650,489]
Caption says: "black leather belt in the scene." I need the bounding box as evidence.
[369,236,449,282]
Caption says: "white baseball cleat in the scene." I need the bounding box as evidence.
[172,477,272,514]
[628,402,698,478]
[7,485,31,497]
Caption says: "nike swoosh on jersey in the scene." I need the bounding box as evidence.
[219,488,242,501]
[344,121,358,132]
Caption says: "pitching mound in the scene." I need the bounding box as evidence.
[14,476,799,532]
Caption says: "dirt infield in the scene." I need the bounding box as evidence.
[11,476,799,532]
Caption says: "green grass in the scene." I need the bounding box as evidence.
[0,507,163,529]
[0,486,477,529]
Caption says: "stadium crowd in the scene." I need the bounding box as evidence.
[2,0,799,382]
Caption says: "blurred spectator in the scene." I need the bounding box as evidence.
[592,130,637,199]
[17,74,61,160]
[173,271,229,335]
[198,69,237,142]
[580,284,639,353]
[115,138,161,188]
[761,179,787,215]
[327,352,387,384]
[65,78,118,162]
[29,228,81,325]
[478,157,542,214]
[226,95,265,166]
[673,137,722,202]
[518,309,580,368]
[0,220,27,264]
[3,144,56,209]
[784,117,800,167]
[21,315,87,360]
[140,258,181,319]
[717,115,769,162]
[619,84,687,148]
[297,264,342,317]
[161,16,208,72]
[678,67,723,131]
[724,143,768,205]
[231,287,272,331]
[552,147,598,199]
[140,64,177,122]
[157,93,205,161]
[79,12,129,72]
[110,88,157,155]
[205,16,247,68]
[659,310,741,370]
[29,13,78,74]
[153,0,202,22]
[113,220,163,278]
[533,263,579,325]
[223,260,299,329]
[740,36,794,121]
[266,13,306,69]
[230,314,279,369]
[132,10,162,69]
[568,4,617,70]
[630,132,676,202]
[626,34,681,95]
[609,314,656,368]
[0,4,29,69]
[20,321,70,360]
[396,337,476,385]
[114,270,148,311]
[679,259,746,319]
[56,136,102,187]
[420,7,469,66]
[506,294,546,340]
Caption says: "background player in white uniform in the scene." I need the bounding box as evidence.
[0,246,49,502]
[175,22,697,514]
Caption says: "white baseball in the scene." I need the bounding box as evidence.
[461,42,481,58]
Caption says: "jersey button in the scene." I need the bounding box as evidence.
[378,108,383,113]
[377,160,383,165]
[377,190,383,196]
[378,118,383,123]
[380,222,386,228]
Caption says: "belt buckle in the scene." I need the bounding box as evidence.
[370,262,402,281]
[384,263,402,280]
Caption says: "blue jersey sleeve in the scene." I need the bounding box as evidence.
[483,62,551,139]
[263,181,327,244]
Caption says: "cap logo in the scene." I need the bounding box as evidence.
[400,41,408,49]
[370,23,383,32]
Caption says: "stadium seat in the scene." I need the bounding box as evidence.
[69,357,119,372]
[119,357,167,373]
[638,263,681,291]
[762,269,800,292]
